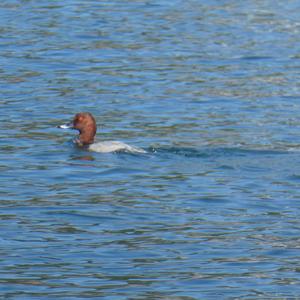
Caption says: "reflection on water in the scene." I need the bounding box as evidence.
[70,155,95,161]
[1,0,300,299]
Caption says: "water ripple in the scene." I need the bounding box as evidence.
[1,0,300,298]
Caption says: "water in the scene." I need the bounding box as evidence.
[1,0,300,298]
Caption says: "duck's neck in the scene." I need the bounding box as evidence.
[78,130,95,145]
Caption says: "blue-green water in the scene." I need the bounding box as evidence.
[1,1,300,299]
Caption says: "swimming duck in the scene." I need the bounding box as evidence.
[58,112,146,153]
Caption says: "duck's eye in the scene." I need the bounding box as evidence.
[75,116,82,123]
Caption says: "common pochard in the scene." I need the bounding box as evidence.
[58,112,146,153]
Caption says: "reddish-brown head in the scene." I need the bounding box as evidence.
[72,112,97,145]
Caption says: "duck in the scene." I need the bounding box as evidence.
[58,112,146,153]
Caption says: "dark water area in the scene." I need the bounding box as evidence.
[1,1,300,299]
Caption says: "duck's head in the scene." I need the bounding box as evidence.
[58,112,97,145]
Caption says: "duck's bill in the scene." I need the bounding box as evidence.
[57,123,73,129]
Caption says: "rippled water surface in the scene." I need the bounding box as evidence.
[2,1,300,299]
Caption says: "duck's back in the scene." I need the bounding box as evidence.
[88,141,146,153]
